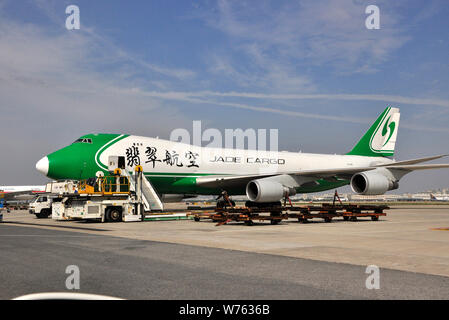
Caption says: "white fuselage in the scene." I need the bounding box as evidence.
[99,135,393,177]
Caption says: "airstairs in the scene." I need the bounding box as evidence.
[121,169,164,212]
[106,155,164,213]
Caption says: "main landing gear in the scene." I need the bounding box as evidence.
[215,191,235,209]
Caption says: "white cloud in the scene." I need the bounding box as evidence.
[0,7,196,184]
[0,5,444,140]
[215,0,409,66]
[200,0,411,91]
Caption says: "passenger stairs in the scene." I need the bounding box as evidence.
[122,169,164,212]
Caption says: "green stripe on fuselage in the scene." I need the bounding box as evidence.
[144,173,349,195]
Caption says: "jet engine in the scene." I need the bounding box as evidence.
[351,171,399,195]
[246,179,296,202]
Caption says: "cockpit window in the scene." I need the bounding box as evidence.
[73,138,92,144]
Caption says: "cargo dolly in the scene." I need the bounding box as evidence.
[286,203,388,223]
[189,204,387,226]
[190,191,388,226]
[191,206,288,226]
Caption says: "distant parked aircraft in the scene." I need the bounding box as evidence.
[0,185,45,204]
[430,193,449,201]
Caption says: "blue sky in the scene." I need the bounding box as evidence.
[0,0,448,192]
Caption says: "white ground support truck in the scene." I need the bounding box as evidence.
[29,180,80,218]
[44,159,164,222]
[29,195,54,218]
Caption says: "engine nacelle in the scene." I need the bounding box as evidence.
[351,171,399,195]
[246,179,296,202]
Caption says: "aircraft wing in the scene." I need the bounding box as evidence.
[196,161,449,189]
[195,167,376,189]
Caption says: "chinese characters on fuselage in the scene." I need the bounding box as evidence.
[125,146,140,166]
[163,150,183,167]
[145,147,161,168]
[125,145,285,169]
[125,145,199,169]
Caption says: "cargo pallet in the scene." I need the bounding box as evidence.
[189,203,388,226]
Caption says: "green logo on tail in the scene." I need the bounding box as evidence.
[381,116,396,147]
[347,106,400,157]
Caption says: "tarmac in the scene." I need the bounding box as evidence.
[1,204,449,299]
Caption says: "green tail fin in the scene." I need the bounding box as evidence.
[347,106,400,157]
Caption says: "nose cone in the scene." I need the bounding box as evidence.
[36,156,49,176]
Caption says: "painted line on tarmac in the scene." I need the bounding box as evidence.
[0,234,98,237]
[0,221,110,232]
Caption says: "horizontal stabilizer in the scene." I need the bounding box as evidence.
[378,154,449,166]
[385,163,449,171]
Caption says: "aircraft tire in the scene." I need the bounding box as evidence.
[35,210,49,219]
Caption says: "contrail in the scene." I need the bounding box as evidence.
[149,91,449,108]
[120,88,449,133]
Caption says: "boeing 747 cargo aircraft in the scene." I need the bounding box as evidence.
[35,107,449,204]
